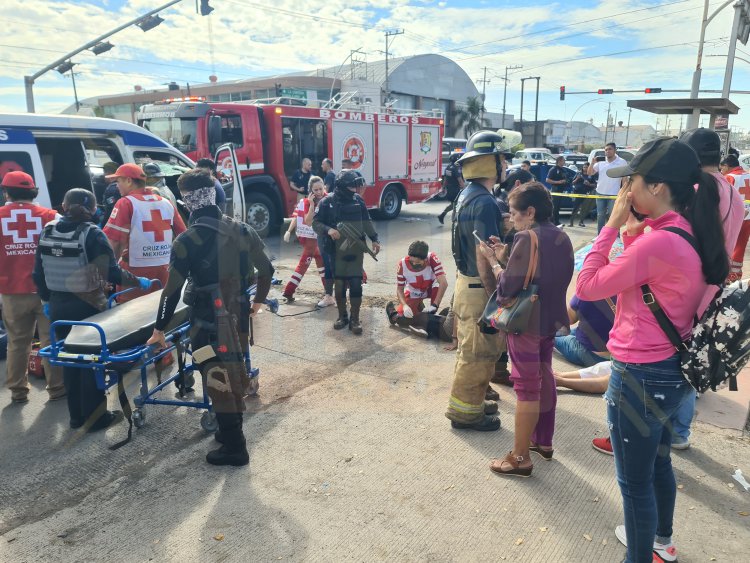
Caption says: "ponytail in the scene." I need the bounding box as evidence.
[690,171,729,284]
[63,188,97,223]
[661,171,728,284]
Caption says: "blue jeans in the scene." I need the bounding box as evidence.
[596,194,615,233]
[672,391,695,440]
[605,356,693,563]
[554,331,603,367]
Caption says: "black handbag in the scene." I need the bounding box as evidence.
[478,229,540,335]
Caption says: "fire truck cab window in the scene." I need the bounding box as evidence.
[219,115,243,148]
[281,118,328,178]
[142,117,198,153]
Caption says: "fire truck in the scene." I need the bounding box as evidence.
[137,97,444,237]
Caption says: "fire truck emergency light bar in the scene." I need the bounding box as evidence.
[154,96,207,104]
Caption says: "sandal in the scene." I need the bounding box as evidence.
[529,442,554,461]
[490,451,533,478]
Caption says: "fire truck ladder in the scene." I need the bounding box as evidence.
[321,91,360,110]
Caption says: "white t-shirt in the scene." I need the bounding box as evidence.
[593,156,627,195]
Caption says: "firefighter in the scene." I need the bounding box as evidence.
[103,163,186,302]
[437,152,466,224]
[33,188,149,431]
[0,171,65,404]
[147,169,274,466]
[446,130,508,431]
[313,169,380,334]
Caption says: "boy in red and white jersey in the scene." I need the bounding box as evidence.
[386,240,448,335]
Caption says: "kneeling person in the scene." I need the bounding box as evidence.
[147,170,274,467]
[386,240,448,337]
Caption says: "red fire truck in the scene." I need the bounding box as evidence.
[136,98,444,236]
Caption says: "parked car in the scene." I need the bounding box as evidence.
[507,162,591,216]
[738,153,750,170]
[587,148,636,165]
[560,150,589,169]
[512,148,555,165]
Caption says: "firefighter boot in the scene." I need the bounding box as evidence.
[349,298,363,335]
[206,413,249,467]
[333,297,349,330]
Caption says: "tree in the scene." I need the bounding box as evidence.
[454,96,491,137]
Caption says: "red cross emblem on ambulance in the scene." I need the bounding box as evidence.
[1,209,43,244]
[141,209,171,242]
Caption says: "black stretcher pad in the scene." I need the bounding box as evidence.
[62,290,190,354]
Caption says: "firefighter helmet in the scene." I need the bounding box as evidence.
[457,131,507,164]
[335,169,366,189]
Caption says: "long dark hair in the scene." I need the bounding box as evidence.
[646,171,728,284]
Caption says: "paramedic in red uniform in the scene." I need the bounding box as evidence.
[385,240,448,335]
[0,171,65,403]
[103,163,186,302]
[722,154,750,283]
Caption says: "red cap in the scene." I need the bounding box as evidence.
[1,171,36,190]
[106,163,146,181]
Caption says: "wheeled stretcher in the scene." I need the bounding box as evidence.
[39,282,279,444]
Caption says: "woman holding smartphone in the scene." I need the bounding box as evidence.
[479,182,573,477]
[576,138,727,563]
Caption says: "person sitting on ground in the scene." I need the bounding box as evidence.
[386,240,448,338]
[554,361,611,394]
[554,294,615,367]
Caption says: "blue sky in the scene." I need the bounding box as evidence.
[1,0,747,135]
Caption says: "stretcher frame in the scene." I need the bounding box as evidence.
[39,281,279,434]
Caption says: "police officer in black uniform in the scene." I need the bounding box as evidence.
[147,169,274,466]
[313,169,381,335]
[33,188,150,431]
[545,156,569,227]
[437,152,466,224]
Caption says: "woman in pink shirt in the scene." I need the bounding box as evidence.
[576,138,728,563]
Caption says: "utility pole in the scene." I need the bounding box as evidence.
[477,67,490,122]
[722,1,746,99]
[532,77,540,147]
[604,103,612,144]
[383,29,404,105]
[625,107,632,146]
[502,64,522,128]
[519,79,526,143]
[70,70,80,112]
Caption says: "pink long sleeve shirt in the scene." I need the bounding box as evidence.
[576,211,709,364]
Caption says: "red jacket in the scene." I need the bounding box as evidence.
[0,202,58,294]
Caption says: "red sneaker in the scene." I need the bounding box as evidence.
[592,436,614,455]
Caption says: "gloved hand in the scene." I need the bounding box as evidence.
[424,304,438,315]
[137,277,152,290]
[283,231,291,243]
[42,302,50,319]
[402,305,413,318]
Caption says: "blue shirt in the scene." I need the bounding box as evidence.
[213,179,227,213]
[454,183,502,277]
[571,295,616,352]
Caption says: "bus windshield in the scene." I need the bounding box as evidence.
[141,117,198,153]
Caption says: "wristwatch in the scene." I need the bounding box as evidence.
[492,262,503,272]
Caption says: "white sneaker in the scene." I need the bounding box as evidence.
[408,326,428,338]
[317,295,336,307]
[615,525,678,562]
[671,437,690,450]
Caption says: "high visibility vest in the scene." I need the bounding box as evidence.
[126,194,176,267]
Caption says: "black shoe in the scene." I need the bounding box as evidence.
[282,294,295,304]
[334,316,349,330]
[88,410,124,433]
[386,301,398,325]
[70,418,84,429]
[206,444,249,466]
[437,214,445,225]
[485,386,500,401]
[349,319,363,335]
[579,221,586,227]
[214,431,225,444]
[451,415,501,431]
[484,400,499,415]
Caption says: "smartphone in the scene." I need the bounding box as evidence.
[472,229,484,244]
[596,156,606,162]
[630,206,647,221]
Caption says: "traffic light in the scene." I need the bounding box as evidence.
[200,0,214,16]
[560,86,565,101]
[644,87,662,94]
[597,89,614,95]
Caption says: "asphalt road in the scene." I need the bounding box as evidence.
[1,200,748,562]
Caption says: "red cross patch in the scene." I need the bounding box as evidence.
[1,209,43,244]
[141,209,171,242]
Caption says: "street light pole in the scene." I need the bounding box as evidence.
[533,77,541,147]
[687,0,735,128]
[24,0,184,112]
[722,1,745,98]
[70,70,80,112]
[519,78,526,143]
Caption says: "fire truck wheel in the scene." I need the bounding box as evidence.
[245,192,274,237]
[376,186,402,220]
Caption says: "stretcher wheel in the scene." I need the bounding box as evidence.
[246,377,259,397]
[132,409,146,428]
[201,411,218,433]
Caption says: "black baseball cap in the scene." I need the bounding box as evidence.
[678,127,721,162]
[606,137,701,184]
[501,169,534,190]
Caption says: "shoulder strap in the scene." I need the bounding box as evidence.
[523,230,539,290]
[640,284,686,352]
[605,297,616,315]
[662,226,699,256]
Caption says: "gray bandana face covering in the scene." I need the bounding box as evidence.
[182,187,216,211]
